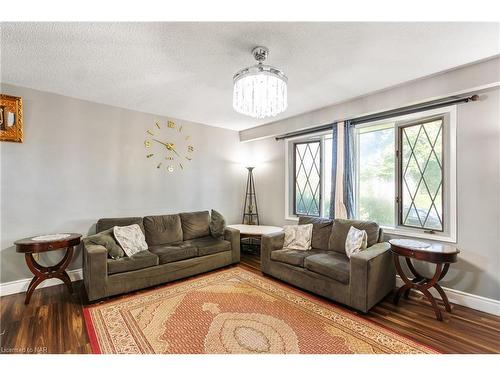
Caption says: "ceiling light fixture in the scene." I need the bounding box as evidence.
[233,46,288,119]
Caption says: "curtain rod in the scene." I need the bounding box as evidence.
[275,94,479,140]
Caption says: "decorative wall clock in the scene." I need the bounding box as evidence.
[144,120,194,173]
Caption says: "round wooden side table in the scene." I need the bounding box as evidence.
[15,233,82,304]
[389,238,460,321]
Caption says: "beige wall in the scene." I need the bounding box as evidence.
[239,58,500,301]
[0,84,246,284]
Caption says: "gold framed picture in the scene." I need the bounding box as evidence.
[0,94,23,143]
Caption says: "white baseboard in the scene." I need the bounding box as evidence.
[0,268,83,297]
[395,276,500,316]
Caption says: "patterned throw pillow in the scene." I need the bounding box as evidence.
[209,209,226,239]
[283,224,313,251]
[113,224,148,257]
[345,226,368,258]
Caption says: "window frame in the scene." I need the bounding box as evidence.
[292,139,323,217]
[397,115,445,233]
[285,131,331,221]
[354,105,457,243]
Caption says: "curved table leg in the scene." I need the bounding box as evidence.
[393,255,413,305]
[393,254,451,321]
[23,247,74,304]
[403,257,424,299]
[416,263,444,321]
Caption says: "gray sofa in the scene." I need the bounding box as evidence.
[261,217,395,313]
[82,211,240,301]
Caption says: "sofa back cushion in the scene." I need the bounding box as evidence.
[143,214,183,246]
[180,211,210,240]
[328,219,380,254]
[96,217,144,234]
[298,216,333,250]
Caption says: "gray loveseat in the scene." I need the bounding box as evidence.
[82,211,240,301]
[261,217,395,313]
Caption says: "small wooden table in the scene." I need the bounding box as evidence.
[15,233,82,304]
[227,224,283,253]
[389,238,460,321]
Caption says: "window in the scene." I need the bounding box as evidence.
[286,133,332,219]
[285,106,456,242]
[355,106,456,241]
[294,141,322,216]
[399,117,443,231]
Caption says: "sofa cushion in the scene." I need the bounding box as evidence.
[97,217,144,234]
[328,219,380,254]
[148,243,198,264]
[271,249,329,268]
[209,209,226,239]
[298,216,333,250]
[184,236,231,256]
[143,214,183,246]
[107,250,158,275]
[304,252,350,284]
[84,228,124,259]
[180,211,210,240]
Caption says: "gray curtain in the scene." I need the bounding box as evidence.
[329,123,337,219]
[343,120,356,218]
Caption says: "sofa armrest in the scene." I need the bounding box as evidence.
[261,232,285,273]
[349,242,395,312]
[350,242,390,263]
[82,240,108,301]
[224,227,240,263]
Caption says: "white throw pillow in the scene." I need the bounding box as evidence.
[283,224,313,251]
[345,226,368,258]
[113,224,148,257]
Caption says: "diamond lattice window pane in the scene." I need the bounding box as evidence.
[400,118,443,231]
[295,141,321,216]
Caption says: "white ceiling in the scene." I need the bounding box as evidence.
[1,22,499,131]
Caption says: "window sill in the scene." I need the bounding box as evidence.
[285,216,299,222]
[381,226,457,244]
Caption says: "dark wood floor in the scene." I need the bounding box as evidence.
[1,252,499,354]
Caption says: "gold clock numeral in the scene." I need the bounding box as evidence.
[144,140,151,148]
[185,156,192,161]
[157,162,162,169]
[178,125,183,133]
[147,130,154,136]
[146,153,154,158]
[155,122,161,129]
[165,156,174,160]
[167,165,174,172]
[179,163,183,170]
[188,145,194,152]
[168,120,176,129]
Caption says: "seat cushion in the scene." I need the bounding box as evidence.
[184,236,231,256]
[143,214,183,246]
[271,249,329,267]
[328,219,380,254]
[304,252,350,284]
[179,211,210,240]
[107,250,158,275]
[298,216,333,250]
[96,217,144,234]
[148,243,198,264]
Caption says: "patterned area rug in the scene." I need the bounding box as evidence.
[83,267,438,354]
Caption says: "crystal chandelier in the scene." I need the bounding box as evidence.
[233,46,288,119]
